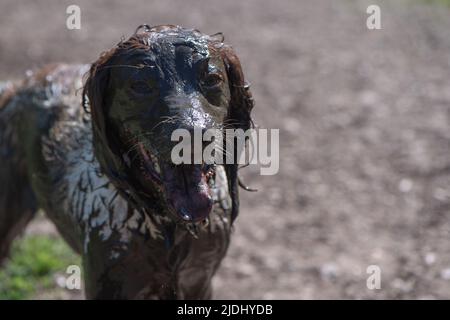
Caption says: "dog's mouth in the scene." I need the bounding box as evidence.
[137,143,215,223]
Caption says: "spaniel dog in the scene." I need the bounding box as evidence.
[0,25,254,299]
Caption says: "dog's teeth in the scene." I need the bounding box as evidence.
[154,161,161,174]
[205,169,215,180]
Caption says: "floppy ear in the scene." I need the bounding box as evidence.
[220,46,254,131]
[218,45,255,223]
[83,52,110,150]
[83,46,167,216]
[82,47,145,213]
[83,49,126,183]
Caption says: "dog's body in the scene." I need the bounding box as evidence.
[0,25,253,299]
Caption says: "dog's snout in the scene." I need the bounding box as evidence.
[164,91,215,129]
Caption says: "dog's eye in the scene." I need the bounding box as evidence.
[130,81,153,94]
[201,73,223,89]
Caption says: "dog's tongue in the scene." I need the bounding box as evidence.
[161,164,213,222]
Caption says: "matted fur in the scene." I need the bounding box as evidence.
[82,25,254,222]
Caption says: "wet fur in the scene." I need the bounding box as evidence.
[0,25,253,299]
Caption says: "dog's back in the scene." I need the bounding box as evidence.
[0,64,89,258]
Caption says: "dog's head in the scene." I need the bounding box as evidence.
[83,25,253,225]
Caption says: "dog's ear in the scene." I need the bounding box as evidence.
[83,46,161,214]
[83,48,129,188]
[219,45,254,131]
[217,44,255,223]
[83,51,110,148]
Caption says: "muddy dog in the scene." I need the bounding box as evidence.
[0,25,254,299]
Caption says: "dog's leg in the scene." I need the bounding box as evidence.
[0,173,37,263]
[0,86,38,263]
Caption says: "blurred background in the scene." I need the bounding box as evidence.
[1,0,450,299]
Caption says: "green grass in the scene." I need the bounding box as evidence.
[0,235,80,299]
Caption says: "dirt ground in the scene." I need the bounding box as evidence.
[1,0,450,299]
